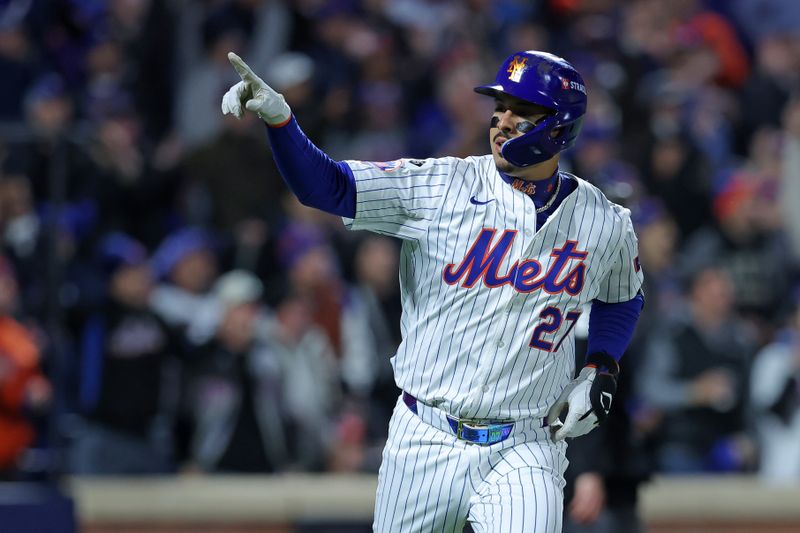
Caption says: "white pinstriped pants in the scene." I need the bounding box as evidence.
[374,395,569,532]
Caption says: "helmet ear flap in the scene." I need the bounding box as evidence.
[499,114,585,167]
[500,115,560,167]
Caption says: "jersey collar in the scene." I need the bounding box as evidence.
[499,168,560,209]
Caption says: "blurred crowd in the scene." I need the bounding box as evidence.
[0,0,799,507]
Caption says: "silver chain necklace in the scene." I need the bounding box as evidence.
[535,176,562,214]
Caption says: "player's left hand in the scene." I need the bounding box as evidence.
[547,353,618,442]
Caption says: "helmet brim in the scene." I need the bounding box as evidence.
[474,83,561,114]
[474,84,505,97]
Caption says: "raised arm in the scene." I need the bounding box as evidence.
[221,53,356,218]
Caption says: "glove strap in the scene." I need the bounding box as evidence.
[584,351,619,377]
[584,352,619,422]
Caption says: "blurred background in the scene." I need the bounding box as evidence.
[0,0,799,531]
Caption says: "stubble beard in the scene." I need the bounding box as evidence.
[493,152,523,175]
[491,131,522,175]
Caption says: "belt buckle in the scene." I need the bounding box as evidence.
[456,419,511,446]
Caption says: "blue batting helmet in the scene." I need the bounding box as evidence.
[475,51,587,167]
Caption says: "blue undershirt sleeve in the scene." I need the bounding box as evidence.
[587,292,645,362]
[265,117,357,218]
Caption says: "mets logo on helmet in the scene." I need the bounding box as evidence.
[507,56,528,83]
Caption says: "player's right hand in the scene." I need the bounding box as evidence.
[221,52,291,126]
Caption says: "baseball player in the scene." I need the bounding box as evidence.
[222,50,644,533]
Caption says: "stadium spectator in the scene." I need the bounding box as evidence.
[681,168,791,341]
[628,199,684,341]
[174,0,291,148]
[0,7,38,122]
[350,235,402,470]
[86,88,170,245]
[570,100,643,209]
[638,265,757,473]
[669,0,750,89]
[780,97,800,261]
[636,93,715,241]
[184,270,289,473]
[734,30,800,153]
[69,233,178,475]
[0,255,51,479]
[277,221,376,400]
[270,287,340,472]
[750,297,800,483]
[0,171,44,315]
[13,73,101,206]
[150,227,219,342]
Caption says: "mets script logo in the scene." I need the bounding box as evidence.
[442,229,588,295]
[507,56,528,83]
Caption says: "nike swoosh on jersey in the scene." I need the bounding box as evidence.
[469,196,495,205]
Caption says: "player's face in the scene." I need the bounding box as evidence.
[490,96,551,174]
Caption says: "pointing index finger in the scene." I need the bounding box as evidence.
[228,52,258,83]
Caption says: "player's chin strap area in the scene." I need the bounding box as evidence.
[582,352,620,422]
[500,115,561,167]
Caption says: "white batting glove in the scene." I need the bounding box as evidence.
[547,354,619,443]
[221,52,291,126]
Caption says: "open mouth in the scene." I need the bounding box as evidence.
[494,134,509,151]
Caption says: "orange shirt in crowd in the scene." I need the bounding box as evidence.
[0,316,47,471]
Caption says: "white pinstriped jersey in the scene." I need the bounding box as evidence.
[343,154,643,421]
